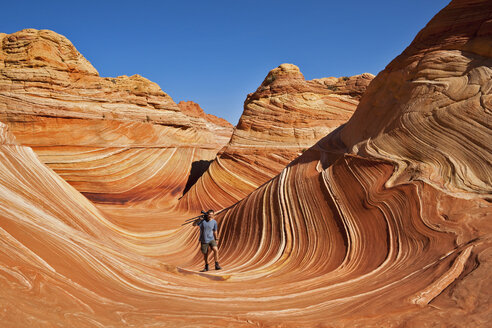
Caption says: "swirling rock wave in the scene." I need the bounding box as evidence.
[1,119,489,326]
[179,64,374,211]
[0,0,491,326]
[0,29,232,206]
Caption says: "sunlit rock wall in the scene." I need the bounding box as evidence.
[0,29,231,207]
[179,64,374,211]
[338,0,492,196]
[210,0,492,325]
[0,122,201,325]
[0,0,491,326]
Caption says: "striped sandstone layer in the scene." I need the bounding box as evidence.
[209,0,492,325]
[178,64,374,211]
[0,29,232,207]
[177,100,233,146]
[0,0,491,326]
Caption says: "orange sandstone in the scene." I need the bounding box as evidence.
[178,100,233,146]
[0,0,491,326]
[178,63,374,210]
[0,29,232,207]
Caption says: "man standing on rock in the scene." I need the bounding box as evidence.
[193,209,222,272]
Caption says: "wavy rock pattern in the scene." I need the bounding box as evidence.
[0,29,232,206]
[178,100,233,146]
[337,1,492,196]
[0,0,491,326]
[1,119,489,326]
[179,64,374,210]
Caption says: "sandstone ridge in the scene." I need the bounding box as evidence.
[0,28,232,206]
[210,0,492,325]
[178,63,374,210]
[0,1,491,326]
[178,100,233,146]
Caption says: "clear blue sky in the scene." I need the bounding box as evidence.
[2,0,450,125]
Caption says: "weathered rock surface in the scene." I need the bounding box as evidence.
[337,2,492,196]
[0,122,199,324]
[0,0,491,326]
[178,100,233,146]
[179,63,374,210]
[0,29,230,206]
[208,0,492,325]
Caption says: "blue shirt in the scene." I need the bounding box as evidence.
[198,219,217,243]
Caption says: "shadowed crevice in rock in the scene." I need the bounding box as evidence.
[82,193,129,205]
[182,160,213,196]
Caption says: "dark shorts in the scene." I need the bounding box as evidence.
[201,240,217,254]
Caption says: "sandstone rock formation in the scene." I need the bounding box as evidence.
[0,0,491,326]
[178,63,374,210]
[0,122,200,324]
[178,100,233,146]
[0,29,231,207]
[204,0,492,325]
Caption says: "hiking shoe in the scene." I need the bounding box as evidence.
[215,262,222,270]
[200,264,209,272]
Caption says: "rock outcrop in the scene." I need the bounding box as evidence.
[205,0,492,325]
[0,0,491,326]
[0,121,196,325]
[0,29,230,206]
[178,63,374,210]
[337,3,492,196]
[177,100,233,146]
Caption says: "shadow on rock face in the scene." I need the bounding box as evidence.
[182,159,213,196]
